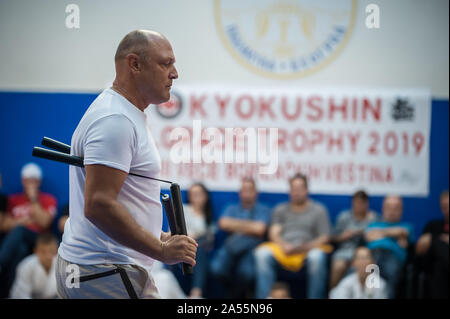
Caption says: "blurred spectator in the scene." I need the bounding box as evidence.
[58,204,69,235]
[210,177,271,298]
[329,246,388,299]
[9,233,58,299]
[56,204,70,243]
[415,190,449,298]
[254,173,332,299]
[268,282,291,299]
[152,261,187,299]
[329,190,379,289]
[364,195,413,299]
[183,183,215,298]
[0,163,57,297]
[0,173,8,244]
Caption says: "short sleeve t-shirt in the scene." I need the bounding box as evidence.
[58,88,162,272]
[423,219,449,238]
[7,193,57,233]
[365,221,414,262]
[333,210,379,250]
[221,202,272,225]
[271,200,331,246]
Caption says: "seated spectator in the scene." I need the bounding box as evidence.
[364,195,413,299]
[152,261,187,299]
[329,190,379,289]
[254,173,332,299]
[268,282,292,299]
[9,233,58,299]
[0,163,57,297]
[57,204,70,240]
[415,190,449,298]
[329,246,388,299]
[0,173,8,244]
[182,182,215,298]
[210,177,271,298]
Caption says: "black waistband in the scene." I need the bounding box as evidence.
[71,266,138,299]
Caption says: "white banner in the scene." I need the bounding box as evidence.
[145,86,431,196]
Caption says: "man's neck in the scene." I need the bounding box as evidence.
[112,80,147,112]
[242,202,255,210]
[354,210,367,220]
[291,200,309,213]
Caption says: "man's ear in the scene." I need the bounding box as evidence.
[126,53,141,72]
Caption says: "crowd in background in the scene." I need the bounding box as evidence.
[0,163,448,299]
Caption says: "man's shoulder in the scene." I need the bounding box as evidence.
[8,193,26,204]
[221,203,241,217]
[80,90,138,130]
[17,254,38,271]
[336,210,352,220]
[254,202,271,212]
[367,221,385,228]
[309,200,328,214]
[273,202,290,214]
[424,219,445,232]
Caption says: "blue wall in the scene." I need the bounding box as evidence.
[0,91,448,240]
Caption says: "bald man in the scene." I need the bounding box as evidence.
[56,30,197,299]
[364,195,413,299]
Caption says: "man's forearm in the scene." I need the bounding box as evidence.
[219,218,265,237]
[86,198,164,261]
[30,203,53,229]
[309,235,329,247]
[384,228,408,239]
[1,215,19,232]
[292,235,329,254]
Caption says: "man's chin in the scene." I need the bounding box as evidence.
[158,92,171,104]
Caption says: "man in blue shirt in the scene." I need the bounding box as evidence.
[365,195,413,299]
[210,177,271,297]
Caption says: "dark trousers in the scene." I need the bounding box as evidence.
[429,239,449,298]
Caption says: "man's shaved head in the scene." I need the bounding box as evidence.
[112,29,178,109]
[114,30,165,62]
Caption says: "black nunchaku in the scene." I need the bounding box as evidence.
[32,137,193,275]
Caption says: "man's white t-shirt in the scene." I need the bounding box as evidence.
[58,88,162,273]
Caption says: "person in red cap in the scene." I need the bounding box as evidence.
[0,162,57,298]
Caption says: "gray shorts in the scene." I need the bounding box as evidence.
[56,254,160,299]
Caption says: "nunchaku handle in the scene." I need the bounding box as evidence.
[41,136,71,154]
[161,190,194,275]
[32,147,83,167]
[32,137,193,275]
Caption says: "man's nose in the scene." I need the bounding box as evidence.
[170,66,178,79]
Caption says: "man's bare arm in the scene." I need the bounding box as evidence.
[219,217,267,238]
[365,229,385,242]
[291,234,330,254]
[268,224,286,245]
[0,214,30,232]
[384,227,409,239]
[29,202,53,230]
[84,164,197,266]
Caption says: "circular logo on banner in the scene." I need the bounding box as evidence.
[214,0,357,79]
[156,91,182,119]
